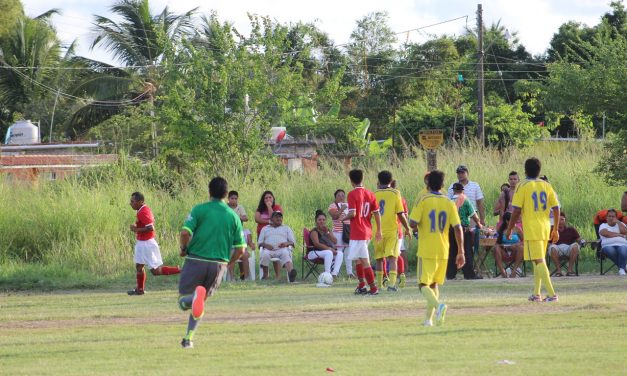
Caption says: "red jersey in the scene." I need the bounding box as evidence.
[136,205,155,241]
[347,186,379,240]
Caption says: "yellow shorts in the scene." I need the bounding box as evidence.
[417,257,447,286]
[374,235,400,259]
[524,240,548,261]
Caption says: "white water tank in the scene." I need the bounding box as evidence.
[5,120,40,144]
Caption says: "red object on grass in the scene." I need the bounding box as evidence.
[326,367,335,372]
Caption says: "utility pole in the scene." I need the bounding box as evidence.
[476,4,485,145]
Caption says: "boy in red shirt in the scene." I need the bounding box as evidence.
[128,192,180,295]
[344,170,382,295]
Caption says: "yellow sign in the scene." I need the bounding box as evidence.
[418,129,444,150]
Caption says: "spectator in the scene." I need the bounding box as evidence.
[328,189,353,278]
[227,191,248,223]
[227,222,253,281]
[495,212,524,278]
[447,165,485,226]
[309,210,343,279]
[548,212,581,277]
[447,183,483,280]
[258,211,297,282]
[598,209,627,276]
[539,175,561,227]
[622,191,627,213]
[254,191,283,238]
[493,171,519,223]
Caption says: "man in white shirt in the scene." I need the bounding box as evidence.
[447,165,485,226]
[258,211,297,282]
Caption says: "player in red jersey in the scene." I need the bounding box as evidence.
[344,170,382,295]
[128,192,180,295]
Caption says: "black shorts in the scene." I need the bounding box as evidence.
[178,258,226,296]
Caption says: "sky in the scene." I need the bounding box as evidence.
[20,0,613,65]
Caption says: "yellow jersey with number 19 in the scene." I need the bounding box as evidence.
[511,179,559,241]
[375,188,405,237]
[409,192,461,259]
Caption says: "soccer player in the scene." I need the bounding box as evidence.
[177,177,247,349]
[506,158,560,302]
[391,179,409,288]
[374,171,410,292]
[344,169,382,295]
[127,192,180,295]
[409,170,465,326]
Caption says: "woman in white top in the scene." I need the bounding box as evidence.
[328,189,352,277]
[599,209,627,275]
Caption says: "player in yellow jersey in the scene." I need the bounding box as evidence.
[506,158,560,302]
[409,170,465,326]
[374,171,410,292]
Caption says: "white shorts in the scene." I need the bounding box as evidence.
[549,243,578,257]
[399,236,407,252]
[347,240,370,260]
[134,239,163,269]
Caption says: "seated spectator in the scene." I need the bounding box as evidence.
[622,191,627,213]
[258,211,297,282]
[328,189,352,278]
[495,212,524,278]
[548,212,580,277]
[309,210,343,279]
[254,191,283,238]
[227,225,252,281]
[227,191,248,222]
[598,209,627,276]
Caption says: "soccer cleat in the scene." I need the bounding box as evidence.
[181,338,193,349]
[354,287,368,295]
[399,273,406,288]
[387,286,398,292]
[422,320,433,327]
[382,276,389,288]
[528,295,542,302]
[367,288,379,296]
[127,288,144,296]
[543,295,559,303]
[192,286,207,320]
[288,269,297,283]
[435,303,447,326]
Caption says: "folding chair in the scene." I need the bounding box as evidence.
[594,223,618,275]
[302,228,324,280]
[547,243,580,276]
[494,245,526,278]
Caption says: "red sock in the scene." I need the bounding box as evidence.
[364,266,376,291]
[397,256,405,274]
[136,271,146,291]
[356,263,365,289]
[160,266,181,275]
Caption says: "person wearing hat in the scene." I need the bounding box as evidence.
[258,211,298,282]
[447,183,483,280]
[447,165,486,227]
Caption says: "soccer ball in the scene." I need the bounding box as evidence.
[318,272,333,286]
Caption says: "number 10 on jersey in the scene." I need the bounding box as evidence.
[428,210,447,233]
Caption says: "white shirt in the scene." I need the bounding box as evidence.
[258,224,296,249]
[599,222,627,247]
[448,181,484,211]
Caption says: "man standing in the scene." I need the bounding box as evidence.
[344,169,382,295]
[178,177,247,349]
[507,158,560,302]
[410,170,465,326]
[128,192,180,296]
[374,171,410,292]
[493,171,520,223]
[447,183,483,280]
[447,165,485,226]
[548,212,581,277]
[258,211,298,282]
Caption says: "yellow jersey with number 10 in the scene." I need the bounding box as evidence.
[511,179,559,241]
[409,192,461,259]
[375,188,404,237]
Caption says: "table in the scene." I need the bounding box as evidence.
[475,237,496,278]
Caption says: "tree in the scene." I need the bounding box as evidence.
[0,0,24,38]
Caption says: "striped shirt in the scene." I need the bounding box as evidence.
[328,202,350,233]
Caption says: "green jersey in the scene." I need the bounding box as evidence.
[458,198,476,227]
[183,199,246,262]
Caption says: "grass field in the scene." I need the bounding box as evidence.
[2,275,625,375]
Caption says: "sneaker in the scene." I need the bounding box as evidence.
[528,295,542,302]
[399,273,406,288]
[382,276,389,288]
[181,339,193,349]
[288,269,297,283]
[387,286,398,292]
[354,287,368,295]
[435,303,447,326]
[543,295,559,302]
[422,320,433,327]
[619,268,626,276]
[367,288,379,296]
[192,286,207,319]
[127,288,144,296]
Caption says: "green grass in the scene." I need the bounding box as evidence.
[0,141,624,289]
[0,276,625,375]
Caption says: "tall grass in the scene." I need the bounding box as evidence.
[0,141,622,289]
